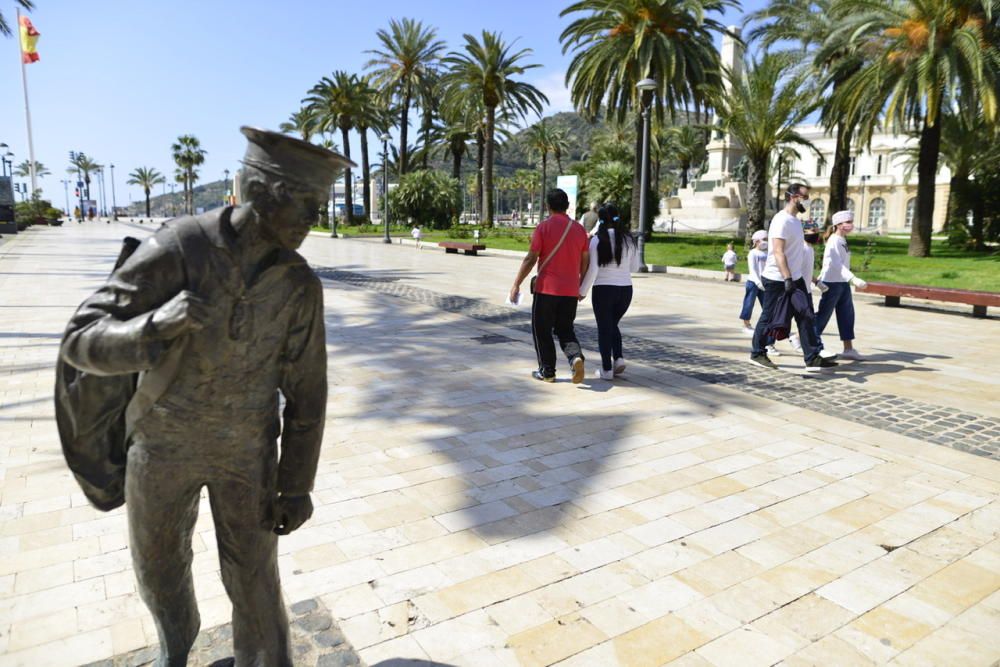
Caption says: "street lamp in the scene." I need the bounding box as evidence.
[1,151,13,179]
[223,169,230,207]
[60,179,70,216]
[636,77,656,272]
[0,143,8,177]
[169,183,176,216]
[69,151,84,221]
[110,164,118,220]
[381,134,391,244]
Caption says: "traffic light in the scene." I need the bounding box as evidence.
[74,188,79,197]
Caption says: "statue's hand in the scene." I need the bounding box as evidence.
[271,493,313,535]
[150,290,211,340]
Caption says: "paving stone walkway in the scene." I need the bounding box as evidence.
[1,222,999,667]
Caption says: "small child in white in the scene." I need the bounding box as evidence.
[411,224,423,249]
[722,243,738,282]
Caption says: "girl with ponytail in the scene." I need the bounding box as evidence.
[579,203,641,380]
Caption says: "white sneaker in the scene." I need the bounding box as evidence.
[789,334,802,352]
[819,348,838,359]
[613,358,627,375]
[766,345,781,357]
[839,348,863,361]
[741,326,755,337]
[595,368,614,380]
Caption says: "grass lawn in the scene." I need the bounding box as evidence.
[316,225,999,292]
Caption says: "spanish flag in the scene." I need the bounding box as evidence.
[19,16,40,64]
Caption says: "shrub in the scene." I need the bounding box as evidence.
[388,169,461,230]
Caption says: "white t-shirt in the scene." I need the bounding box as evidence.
[722,250,737,267]
[819,235,856,283]
[801,242,815,282]
[411,227,422,239]
[762,211,806,281]
[579,230,641,295]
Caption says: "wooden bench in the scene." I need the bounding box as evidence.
[438,241,486,256]
[858,281,1000,318]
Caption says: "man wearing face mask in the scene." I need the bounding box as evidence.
[60,127,352,666]
[750,183,837,371]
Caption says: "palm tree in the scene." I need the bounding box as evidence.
[745,0,865,214]
[561,0,735,227]
[366,18,446,177]
[430,104,474,179]
[0,0,32,37]
[279,108,318,142]
[526,119,557,214]
[708,52,820,237]
[513,169,539,221]
[550,127,571,174]
[170,135,206,215]
[68,153,101,202]
[824,0,1000,257]
[443,31,547,227]
[304,71,371,224]
[661,126,708,189]
[14,160,49,178]
[127,167,166,217]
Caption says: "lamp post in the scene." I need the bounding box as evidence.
[169,183,176,216]
[223,169,230,207]
[60,179,70,216]
[381,134,391,244]
[69,151,84,221]
[859,174,870,228]
[110,164,118,220]
[2,151,13,179]
[0,143,8,176]
[636,77,656,272]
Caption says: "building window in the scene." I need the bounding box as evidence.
[846,198,856,213]
[816,157,827,178]
[810,198,826,225]
[867,197,886,227]
[905,198,916,228]
[849,156,857,176]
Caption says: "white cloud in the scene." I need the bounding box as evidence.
[532,69,575,116]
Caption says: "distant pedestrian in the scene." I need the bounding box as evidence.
[581,202,600,235]
[749,183,836,372]
[579,203,640,380]
[722,244,738,282]
[816,210,867,360]
[739,230,768,335]
[509,189,589,383]
[411,224,423,249]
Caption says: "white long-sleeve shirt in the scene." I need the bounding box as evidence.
[819,235,856,283]
[745,248,767,287]
[801,243,815,283]
[579,230,641,295]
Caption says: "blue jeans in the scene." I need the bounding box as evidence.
[815,281,855,341]
[751,277,821,362]
[591,285,633,371]
[739,281,763,321]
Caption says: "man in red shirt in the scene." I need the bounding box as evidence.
[509,189,590,383]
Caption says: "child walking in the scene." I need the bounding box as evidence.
[722,243,738,282]
[411,224,423,249]
[579,203,641,380]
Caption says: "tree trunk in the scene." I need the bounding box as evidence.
[910,117,942,257]
[482,106,496,228]
[144,188,151,218]
[451,147,462,180]
[630,114,642,225]
[341,126,354,225]
[399,85,411,177]
[187,168,194,214]
[540,153,548,220]
[828,119,853,213]
[680,160,690,189]
[475,129,484,217]
[360,128,371,220]
[746,156,768,240]
[421,106,433,170]
[971,188,986,251]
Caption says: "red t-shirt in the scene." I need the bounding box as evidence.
[530,213,589,297]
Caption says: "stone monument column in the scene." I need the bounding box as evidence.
[703,27,745,185]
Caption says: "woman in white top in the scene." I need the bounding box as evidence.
[579,203,641,380]
[816,210,868,360]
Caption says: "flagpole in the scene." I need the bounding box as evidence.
[17,8,38,196]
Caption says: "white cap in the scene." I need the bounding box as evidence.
[751,229,768,242]
[831,210,854,225]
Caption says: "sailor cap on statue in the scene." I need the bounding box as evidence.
[831,210,854,225]
[751,229,768,242]
[240,126,356,190]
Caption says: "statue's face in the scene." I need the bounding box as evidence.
[258,182,326,250]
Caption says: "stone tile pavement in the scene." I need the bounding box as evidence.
[1,222,999,666]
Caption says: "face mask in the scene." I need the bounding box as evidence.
[840,222,854,233]
[758,241,768,251]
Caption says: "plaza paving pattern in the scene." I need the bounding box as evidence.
[1,222,999,666]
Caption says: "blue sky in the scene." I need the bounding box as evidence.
[0,0,765,207]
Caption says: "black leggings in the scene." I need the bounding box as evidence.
[591,285,633,371]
